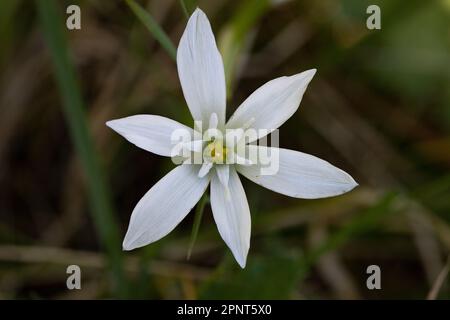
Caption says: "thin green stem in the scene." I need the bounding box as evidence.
[187,193,209,260]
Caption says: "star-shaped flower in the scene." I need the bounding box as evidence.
[107,8,357,268]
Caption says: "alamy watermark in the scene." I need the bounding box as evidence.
[66,5,81,30]
[366,5,381,30]
[66,264,81,290]
[366,264,381,290]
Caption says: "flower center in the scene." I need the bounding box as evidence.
[204,139,228,164]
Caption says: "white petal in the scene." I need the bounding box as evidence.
[215,165,229,187]
[237,146,358,199]
[177,8,226,126]
[226,69,316,142]
[123,165,209,250]
[198,162,213,178]
[106,115,192,157]
[210,167,251,268]
[209,113,218,129]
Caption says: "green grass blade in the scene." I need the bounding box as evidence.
[179,0,196,18]
[179,0,189,18]
[35,0,127,297]
[125,0,177,60]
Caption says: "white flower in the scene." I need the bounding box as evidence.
[106,8,357,268]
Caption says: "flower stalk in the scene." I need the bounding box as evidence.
[187,193,209,260]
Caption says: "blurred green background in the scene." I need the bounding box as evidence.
[0,0,449,299]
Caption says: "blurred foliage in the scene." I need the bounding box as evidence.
[0,0,449,300]
[200,251,301,299]
[36,0,127,297]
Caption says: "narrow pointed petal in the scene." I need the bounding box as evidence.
[237,146,358,199]
[198,162,213,178]
[123,165,210,250]
[209,113,218,129]
[106,115,192,157]
[210,167,251,268]
[215,165,229,187]
[177,8,226,126]
[226,69,316,142]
